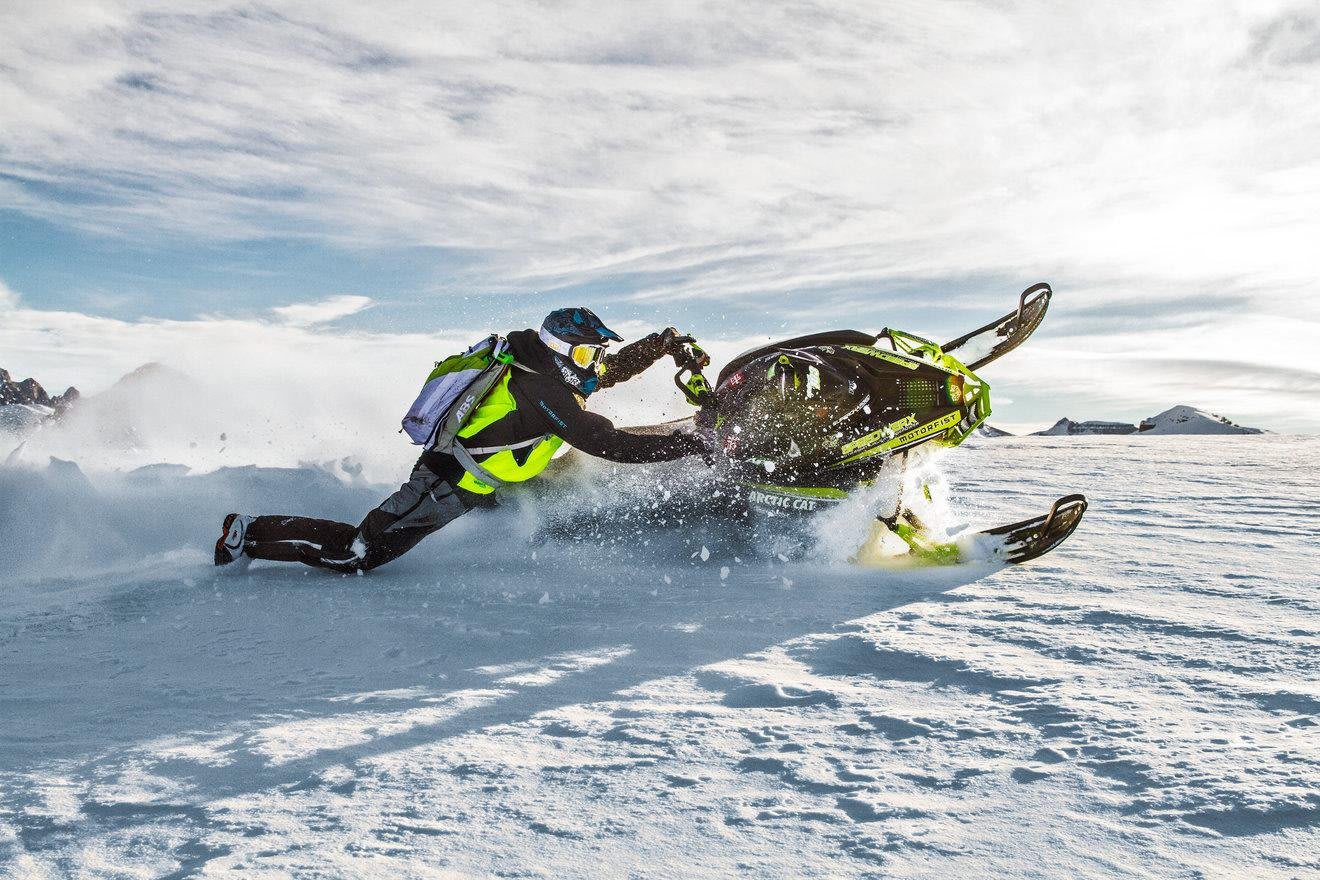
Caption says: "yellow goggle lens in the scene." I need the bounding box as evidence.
[571,344,604,368]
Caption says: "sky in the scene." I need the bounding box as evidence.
[2,0,1319,434]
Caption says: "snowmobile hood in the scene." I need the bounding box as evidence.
[709,338,990,488]
[717,330,878,386]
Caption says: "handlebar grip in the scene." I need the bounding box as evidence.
[683,342,711,369]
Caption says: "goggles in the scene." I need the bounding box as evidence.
[539,326,608,370]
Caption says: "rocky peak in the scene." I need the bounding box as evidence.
[1033,417,1137,436]
[0,367,80,412]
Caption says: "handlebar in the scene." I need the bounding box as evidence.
[671,340,710,371]
[672,341,713,406]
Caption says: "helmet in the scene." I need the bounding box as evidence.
[538,307,623,394]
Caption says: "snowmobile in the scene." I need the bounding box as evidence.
[655,282,1086,565]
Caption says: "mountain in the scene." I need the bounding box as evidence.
[1032,405,1264,436]
[1033,418,1138,436]
[1137,405,1263,435]
[0,368,79,428]
[975,424,1014,437]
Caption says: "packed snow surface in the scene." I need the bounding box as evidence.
[1,436,1317,878]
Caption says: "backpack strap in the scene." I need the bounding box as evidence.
[459,435,546,456]
[444,336,547,487]
[493,336,536,372]
[449,442,506,488]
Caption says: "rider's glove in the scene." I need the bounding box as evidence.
[659,327,709,370]
[658,327,695,354]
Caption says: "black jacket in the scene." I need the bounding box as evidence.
[445,329,701,465]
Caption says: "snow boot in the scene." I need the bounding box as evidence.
[214,513,253,566]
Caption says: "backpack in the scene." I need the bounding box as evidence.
[401,334,516,451]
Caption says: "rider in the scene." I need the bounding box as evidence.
[214,307,709,572]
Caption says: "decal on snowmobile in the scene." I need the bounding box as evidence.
[746,483,849,514]
[830,410,962,467]
[841,344,920,370]
[840,414,917,456]
[747,489,824,513]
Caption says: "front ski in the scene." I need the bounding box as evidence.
[859,493,1088,567]
[941,282,1051,371]
[974,493,1088,564]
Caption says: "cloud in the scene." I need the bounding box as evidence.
[270,294,373,325]
[1250,9,1320,67]
[3,1,1319,307]
[980,307,1320,434]
[2,3,1319,434]
[0,279,18,309]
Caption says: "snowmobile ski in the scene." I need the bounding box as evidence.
[861,493,1087,567]
[974,492,1087,564]
[941,282,1051,371]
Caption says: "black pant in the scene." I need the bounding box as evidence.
[244,455,480,573]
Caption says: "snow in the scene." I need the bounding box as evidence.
[1,435,1317,877]
[0,403,52,435]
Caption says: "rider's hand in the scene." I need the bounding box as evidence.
[660,327,710,370]
[658,327,696,354]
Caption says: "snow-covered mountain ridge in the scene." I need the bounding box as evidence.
[1140,404,1264,434]
[1033,405,1263,436]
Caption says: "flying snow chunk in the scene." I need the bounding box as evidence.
[700,546,711,562]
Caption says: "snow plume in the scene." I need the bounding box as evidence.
[808,445,962,566]
[0,294,769,480]
[0,300,460,482]
[0,459,380,583]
